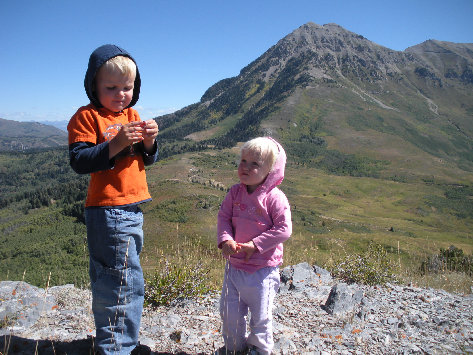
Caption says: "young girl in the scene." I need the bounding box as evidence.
[217,137,292,355]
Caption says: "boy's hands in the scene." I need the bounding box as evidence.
[108,120,159,159]
[140,119,159,153]
[221,240,241,257]
[237,241,257,261]
[109,121,144,159]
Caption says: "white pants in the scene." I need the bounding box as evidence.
[219,263,280,355]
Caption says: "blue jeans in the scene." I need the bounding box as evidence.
[85,205,145,355]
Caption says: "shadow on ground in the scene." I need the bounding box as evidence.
[0,335,197,354]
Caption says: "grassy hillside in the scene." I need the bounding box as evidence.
[0,146,472,293]
[139,148,473,292]
[262,82,473,182]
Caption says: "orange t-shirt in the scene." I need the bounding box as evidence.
[68,104,152,207]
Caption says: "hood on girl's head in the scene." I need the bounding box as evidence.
[250,137,286,195]
[84,44,141,109]
[264,137,286,190]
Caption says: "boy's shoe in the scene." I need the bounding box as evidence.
[131,342,152,355]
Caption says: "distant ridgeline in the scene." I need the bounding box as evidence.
[0,118,67,151]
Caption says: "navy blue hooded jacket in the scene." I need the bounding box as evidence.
[68,44,157,176]
[84,44,141,109]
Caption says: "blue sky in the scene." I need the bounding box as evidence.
[1,0,472,123]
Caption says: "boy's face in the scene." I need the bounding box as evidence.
[95,67,135,112]
[238,149,272,193]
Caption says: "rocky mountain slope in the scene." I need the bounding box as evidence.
[156,22,473,183]
[1,263,472,354]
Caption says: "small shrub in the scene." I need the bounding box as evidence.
[154,199,191,223]
[421,245,473,275]
[327,241,397,285]
[144,259,211,307]
[0,314,17,329]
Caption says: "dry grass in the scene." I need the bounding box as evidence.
[400,270,473,294]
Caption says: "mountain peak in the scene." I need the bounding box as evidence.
[288,22,356,41]
[161,22,473,178]
[298,22,346,32]
[245,21,403,86]
[406,39,473,60]
[275,21,385,60]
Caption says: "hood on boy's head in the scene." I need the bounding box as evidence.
[84,44,141,109]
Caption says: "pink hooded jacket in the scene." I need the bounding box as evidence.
[217,137,292,273]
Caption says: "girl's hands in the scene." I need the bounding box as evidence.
[222,240,241,257]
[222,240,257,261]
[237,241,257,261]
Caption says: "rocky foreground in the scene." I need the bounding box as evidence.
[1,263,472,354]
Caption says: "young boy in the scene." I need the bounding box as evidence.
[217,137,292,355]
[67,44,158,355]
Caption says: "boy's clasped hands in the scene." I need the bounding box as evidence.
[221,240,256,261]
[110,119,159,157]
[121,120,158,146]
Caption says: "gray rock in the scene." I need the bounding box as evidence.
[279,265,294,293]
[0,281,55,333]
[292,262,318,289]
[274,336,298,354]
[280,262,332,292]
[313,265,332,284]
[323,283,364,315]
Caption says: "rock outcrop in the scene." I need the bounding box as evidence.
[1,263,472,354]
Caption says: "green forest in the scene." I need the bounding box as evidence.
[0,148,89,287]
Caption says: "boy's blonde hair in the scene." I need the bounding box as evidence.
[240,137,279,170]
[100,55,136,79]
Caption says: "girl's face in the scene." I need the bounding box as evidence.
[238,149,271,193]
[95,68,135,112]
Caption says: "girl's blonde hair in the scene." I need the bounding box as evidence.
[240,137,279,170]
[100,55,136,79]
